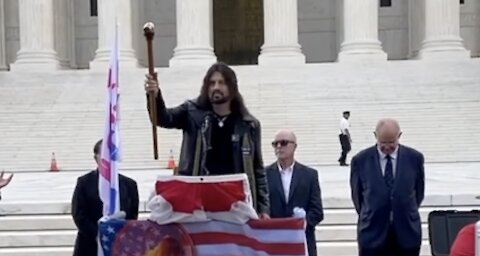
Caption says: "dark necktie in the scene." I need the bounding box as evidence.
[384,154,394,191]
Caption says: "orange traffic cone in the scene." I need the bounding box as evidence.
[167,149,176,170]
[50,152,59,172]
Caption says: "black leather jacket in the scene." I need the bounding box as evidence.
[148,94,270,214]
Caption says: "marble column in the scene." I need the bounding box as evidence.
[408,0,425,58]
[258,0,305,66]
[10,0,60,71]
[169,0,216,67]
[90,0,138,69]
[418,0,470,59]
[53,0,75,68]
[337,0,387,62]
[0,0,7,70]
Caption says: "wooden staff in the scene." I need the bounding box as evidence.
[143,22,159,160]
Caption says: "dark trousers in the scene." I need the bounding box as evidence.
[338,134,351,164]
[359,225,420,256]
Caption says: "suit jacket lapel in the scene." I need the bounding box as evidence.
[371,147,383,178]
[288,163,300,203]
[271,164,287,204]
[393,145,403,190]
[92,170,100,197]
[371,147,388,190]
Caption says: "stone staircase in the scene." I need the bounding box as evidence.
[0,201,477,256]
[2,162,480,256]
[1,59,480,254]
[0,162,478,255]
[0,60,480,173]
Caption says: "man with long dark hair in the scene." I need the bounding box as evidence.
[145,62,270,218]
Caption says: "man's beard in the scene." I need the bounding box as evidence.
[209,91,229,104]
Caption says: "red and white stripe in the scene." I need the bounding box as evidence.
[148,174,259,224]
[98,23,120,217]
[185,218,307,255]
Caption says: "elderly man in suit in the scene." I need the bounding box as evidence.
[350,118,425,256]
[71,139,139,256]
[266,129,324,256]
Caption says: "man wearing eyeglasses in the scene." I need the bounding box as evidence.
[265,129,324,256]
[350,118,425,256]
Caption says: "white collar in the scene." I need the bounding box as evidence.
[277,161,295,173]
[377,145,399,160]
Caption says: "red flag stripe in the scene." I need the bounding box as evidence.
[247,218,305,230]
[189,232,305,255]
[155,180,247,213]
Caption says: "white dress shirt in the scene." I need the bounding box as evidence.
[377,146,399,222]
[339,117,350,135]
[377,146,399,177]
[277,162,295,203]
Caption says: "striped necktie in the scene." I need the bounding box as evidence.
[384,154,394,191]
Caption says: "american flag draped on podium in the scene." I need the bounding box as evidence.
[99,218,307,255]
[99,175,308,256]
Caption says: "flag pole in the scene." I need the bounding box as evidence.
[98,16,121,256]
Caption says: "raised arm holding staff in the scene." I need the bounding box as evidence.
[143,22,159,160]
[144,60,270,217]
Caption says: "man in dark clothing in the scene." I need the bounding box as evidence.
[350,119,425,256]
[266,129,324,256]
[145,62,270,217]
[339,111,352,166]
[71,139,139,256]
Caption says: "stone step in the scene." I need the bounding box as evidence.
[0,247,73,256]
[1,192,479,215]
[0,207,475,250]
[0,222,429,247]
[1,62,479,171]
[317,224,430,242]
[0,216,437,246]
[317,241,432,256]
[0,241,433,256]
[0,206,472,231]
[0,230,75,248]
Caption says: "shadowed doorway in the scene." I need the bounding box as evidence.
[213,0,264,65]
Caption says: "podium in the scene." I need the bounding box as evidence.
[98,174,307,256]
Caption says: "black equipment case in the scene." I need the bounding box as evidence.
[428,210,480,256]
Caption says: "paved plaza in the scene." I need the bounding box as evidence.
[2,162,479,208]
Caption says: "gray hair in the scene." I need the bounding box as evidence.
[375,118,401,135]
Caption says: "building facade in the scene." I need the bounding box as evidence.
[0,0,479,70]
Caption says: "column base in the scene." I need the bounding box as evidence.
[10,49,61,71]
[169,47,217,68]
[338,40,387,62]
[258,45,305,66]
[89,48,139,70]
[418,38,470,60]
[58,59,71,69]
